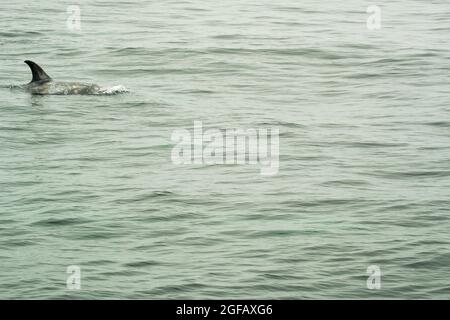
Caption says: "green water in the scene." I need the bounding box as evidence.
[0,0,449,299]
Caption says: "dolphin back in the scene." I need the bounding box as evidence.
[18,60,128,95]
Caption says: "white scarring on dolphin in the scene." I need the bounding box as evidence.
[22,60,127,95]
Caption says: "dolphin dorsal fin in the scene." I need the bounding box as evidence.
[24,60,52,83]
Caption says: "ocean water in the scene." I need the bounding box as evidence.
[0,0,449,299]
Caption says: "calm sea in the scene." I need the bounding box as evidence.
[0,0,449,299]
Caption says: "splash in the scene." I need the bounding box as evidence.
[98,85,129,95]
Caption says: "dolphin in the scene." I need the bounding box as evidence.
[22,60,122,95]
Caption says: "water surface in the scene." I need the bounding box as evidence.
[0,0,449,299]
